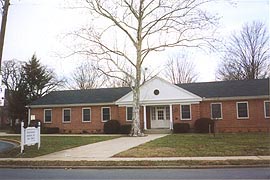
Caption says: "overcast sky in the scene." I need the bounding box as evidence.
[1,0,269,83]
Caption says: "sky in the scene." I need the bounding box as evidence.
[1,0,270,83]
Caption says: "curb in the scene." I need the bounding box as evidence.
[0,165,269,169]
[0,138,20,145]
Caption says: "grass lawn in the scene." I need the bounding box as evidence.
[115,133,270,157]
[0,136,118,158]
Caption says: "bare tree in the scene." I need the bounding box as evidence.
[1,60,24,91]
[164,54,198,84]
[71,61,105,89]
[70,0,218,136]
[217,21,269,80]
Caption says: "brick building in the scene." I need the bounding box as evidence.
[28,77,270,133]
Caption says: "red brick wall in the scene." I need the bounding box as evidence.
[200,99,270,132]
[31,98,270,133]
[31,105,119,134]
[172,104,200,128]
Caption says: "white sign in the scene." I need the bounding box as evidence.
[25,127,38,145]
[30,115,36,121]
[21,122,41,153]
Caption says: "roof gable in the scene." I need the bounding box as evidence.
[116,77,202,105]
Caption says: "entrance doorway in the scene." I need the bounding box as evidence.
[150,106,170,128]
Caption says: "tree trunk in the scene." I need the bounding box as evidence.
[129,3,144,137]
[129,65,143,136]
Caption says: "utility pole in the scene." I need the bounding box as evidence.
[0,0,10,70]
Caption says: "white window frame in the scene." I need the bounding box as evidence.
[62,108,71,123]
[44,109,52,123]
[82,108,91,122]
[180,104,191,120]
[126,106,133,121]
[264,101,270,119]
[101,107,111,122]
[236,101,249,119]
[211,103,223,120]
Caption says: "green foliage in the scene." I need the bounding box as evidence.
[194,118,215,133]
[0,136,117,158]
[1,55,62,122]
[103,120,121,134]
[116,133,270,157]
[173,123,190,133]
[120,124,132,134]
[22,54,57,103]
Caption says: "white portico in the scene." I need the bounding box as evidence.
[116,77,202,130]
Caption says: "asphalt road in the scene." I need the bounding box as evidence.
[0,168,269,180]
[0,140,16,152]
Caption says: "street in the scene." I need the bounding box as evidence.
[0,167,269,179]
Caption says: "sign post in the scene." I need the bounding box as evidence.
[21,121,41,153]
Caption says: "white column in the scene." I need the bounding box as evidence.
[169,104,173,130]
[28,108,31,126]
[143,105,147,130]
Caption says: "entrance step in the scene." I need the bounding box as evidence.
[144,129,172,134]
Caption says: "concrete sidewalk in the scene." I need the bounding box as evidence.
[37,134,167,159]
[0,156,269,162]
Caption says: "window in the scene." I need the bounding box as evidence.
[265,101,270,118]
[82,108,91,122]
[151,107,156,120]
[237,102,249,119]
[181,105,191,120]
[157,107,164,120]
[63,108,71,122]
[102,107,110,122]
[126,107,133,121]
[211,103,222,119]
[44,109,52,123]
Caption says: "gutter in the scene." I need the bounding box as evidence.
[27,102,116,109]
[202,95,269,101]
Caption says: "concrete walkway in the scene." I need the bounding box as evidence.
[37,134,167,159]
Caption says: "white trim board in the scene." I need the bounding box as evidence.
[116,77,202,106]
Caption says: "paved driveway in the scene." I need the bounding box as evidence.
[0,140,17,152]
[37,134,167,159]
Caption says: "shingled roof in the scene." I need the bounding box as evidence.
[30,87,131,106]
[30,78,269,107]
[178,78,269,98]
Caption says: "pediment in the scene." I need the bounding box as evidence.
[116,77,202,105]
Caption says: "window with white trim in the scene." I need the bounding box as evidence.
[102,107,110,122]
[82,108,91,122]
[44,109,52,123]
[151,107,156,120]
[181,104,191,120]
[264,101,270,118]
[211,103,222,119]
[165,106,170,120]
[126,107,133,121]
[63,108,71,122]
[237,102,249,119]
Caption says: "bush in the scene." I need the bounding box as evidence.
[194,118,215,133]
[120,124,132,134]
[103,120,121,134]
[42,127,60,134]
[173,123,190,133]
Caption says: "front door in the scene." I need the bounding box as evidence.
[150,106,170,128]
